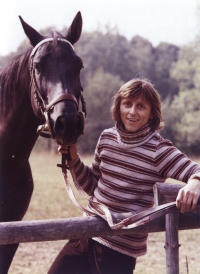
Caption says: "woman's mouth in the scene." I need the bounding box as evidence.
[127,118,139,122]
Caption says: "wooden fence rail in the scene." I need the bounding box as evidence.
[0,209,200,245]
[155,182,200,274]
[0,182,200,274]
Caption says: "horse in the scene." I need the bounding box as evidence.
[0,11,86,273]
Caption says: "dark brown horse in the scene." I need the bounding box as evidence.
[0,12,85,273]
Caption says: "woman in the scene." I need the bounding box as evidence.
[48,78,200,274]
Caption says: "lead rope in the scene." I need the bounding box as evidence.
[57,150,133,230]
[57,149,177,230]
[57,152,93,217]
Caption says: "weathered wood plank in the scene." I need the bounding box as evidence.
[154,182,200,206]
[0,211,200,245]
[154,182,200,274]
[0,182,199,245]
[0,216,164,245]
[154,182,183,205]
[165,213,180,274]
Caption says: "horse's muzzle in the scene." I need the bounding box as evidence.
[54,112,85,145]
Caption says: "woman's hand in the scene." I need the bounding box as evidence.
[58,144,78,161]
[176,178,200,213]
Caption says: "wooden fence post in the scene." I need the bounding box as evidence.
[165,212,180,274]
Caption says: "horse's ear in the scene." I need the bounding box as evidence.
[65,11,82,45]
[19,16,43,47]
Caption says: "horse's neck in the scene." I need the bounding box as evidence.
[1,111,39,163]
[0,52,41,164]
[0,50,31,113]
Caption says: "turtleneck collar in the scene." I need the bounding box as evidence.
[115,121,155,148]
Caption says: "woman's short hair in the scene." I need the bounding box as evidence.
[111,78,164,131]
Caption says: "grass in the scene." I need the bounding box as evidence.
[9,152,200,274]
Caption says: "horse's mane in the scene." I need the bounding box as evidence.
[0,49,32,116]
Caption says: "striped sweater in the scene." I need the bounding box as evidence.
[72,122,200,258]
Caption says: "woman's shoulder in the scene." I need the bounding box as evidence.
[98,127,118,146]
[147,132,174,151]
[101,127,117,137]
[142,133,178,161]
[152,132,173,144]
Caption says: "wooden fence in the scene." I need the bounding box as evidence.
[0,182,200,274]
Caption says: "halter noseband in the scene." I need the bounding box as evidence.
[29,38,86,140]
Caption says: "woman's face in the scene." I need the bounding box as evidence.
[120,96,153,132]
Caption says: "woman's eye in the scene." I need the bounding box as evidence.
[124,102,131,107]
[138,104,144,109]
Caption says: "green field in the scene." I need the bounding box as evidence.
[9,152,200,274]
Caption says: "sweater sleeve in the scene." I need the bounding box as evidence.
[71,135,102,196]
[155,139,200,182]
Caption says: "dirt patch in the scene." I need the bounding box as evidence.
[9,241,65,274]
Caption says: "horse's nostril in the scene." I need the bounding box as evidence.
[76,115,82,128]
[55,117,65,134]
[54,113,84,144]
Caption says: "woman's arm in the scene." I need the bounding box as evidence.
[176,177,200,213]
[58,141,102,196]
[155,139,200,213]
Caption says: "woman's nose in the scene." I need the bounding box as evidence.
[129,105,136,114]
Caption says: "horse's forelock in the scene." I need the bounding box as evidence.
[51,30,64,43]
[41,33,72,59]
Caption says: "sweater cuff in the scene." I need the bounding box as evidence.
[189,173,200,182]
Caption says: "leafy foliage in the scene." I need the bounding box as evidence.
[163,89,200,154]
[162,38,200,154]
[78,68,123,153]
[2,25,199,154]
[154,42,179,100]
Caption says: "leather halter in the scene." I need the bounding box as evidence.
[29,38,86,139]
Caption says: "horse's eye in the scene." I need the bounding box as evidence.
[34,63,42,74]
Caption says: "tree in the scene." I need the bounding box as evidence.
[170,44,198,91]
[0,25,182,154]
[78,68,123,153]
[128,35,155,80]
[75,30,131,86]
[164,89,200,154]
[162,38,200,154]
[154,42,179,100]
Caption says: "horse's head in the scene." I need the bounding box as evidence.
[19,12,86,145]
